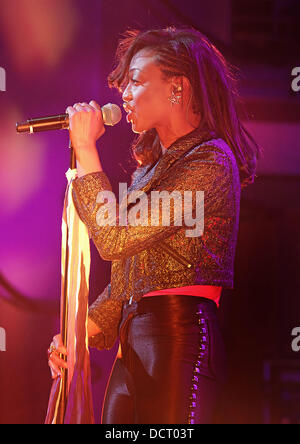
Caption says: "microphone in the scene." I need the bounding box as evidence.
[16,103,122,134]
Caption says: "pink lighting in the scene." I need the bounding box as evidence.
[0,0,78,73]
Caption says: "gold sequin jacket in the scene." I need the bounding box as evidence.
[72,127,241,350]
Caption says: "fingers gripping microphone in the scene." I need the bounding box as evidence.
[16,103,122,134]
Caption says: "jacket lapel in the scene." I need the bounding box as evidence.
[129,125,215,194]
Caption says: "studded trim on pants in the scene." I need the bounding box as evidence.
[187,308,210,424]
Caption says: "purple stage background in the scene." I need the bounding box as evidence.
[0,0,299,424]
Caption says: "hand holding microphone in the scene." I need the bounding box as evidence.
[16,100,122,175]
[66,100,107,155]
[66,100,113,176]
[16,101,122,136]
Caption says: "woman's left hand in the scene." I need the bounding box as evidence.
[65,100,105,155]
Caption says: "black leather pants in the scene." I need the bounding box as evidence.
[101,295,226,424]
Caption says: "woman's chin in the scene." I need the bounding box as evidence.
[131,120,153,134]
[131,125,141,134]
[131,121,145,134]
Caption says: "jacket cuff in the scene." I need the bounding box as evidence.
[88,297,123,351]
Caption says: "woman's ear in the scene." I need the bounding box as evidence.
[170,76,184,93]
[182,76,191,93]
[170,76,192,102]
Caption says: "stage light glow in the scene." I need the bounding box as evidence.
[0,106,47,214]
[0,0,78,73]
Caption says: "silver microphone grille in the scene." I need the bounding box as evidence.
[102,103,122,126]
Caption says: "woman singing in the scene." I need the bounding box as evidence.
[48,27,260,424]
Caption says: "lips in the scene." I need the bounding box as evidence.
[123,102,133,112]
[126,112,134,123]
[123,103,135,123]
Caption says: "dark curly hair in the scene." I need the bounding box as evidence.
[108,27,262,189]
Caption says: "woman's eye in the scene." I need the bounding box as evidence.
[131,79,140,85]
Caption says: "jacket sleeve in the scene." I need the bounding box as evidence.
[71,146,233,261]
[88,283,123,350]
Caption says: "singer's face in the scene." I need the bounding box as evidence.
[122,49,174,134]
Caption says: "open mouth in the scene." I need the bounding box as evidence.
[126,112,135,124]
[123,103,135,123]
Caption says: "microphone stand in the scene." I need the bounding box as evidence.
[59,139,76,423]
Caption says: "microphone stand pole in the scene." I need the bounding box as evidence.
[58,139,76,423]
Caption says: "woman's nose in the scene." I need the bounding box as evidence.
[122,84,132,103]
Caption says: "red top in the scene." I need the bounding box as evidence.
[143,285,222,307]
